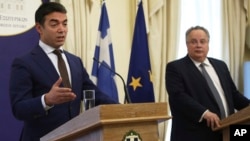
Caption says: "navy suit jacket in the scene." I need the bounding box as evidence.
[9,46,117,141]
[165,55,250,141]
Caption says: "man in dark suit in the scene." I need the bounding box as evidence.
[9,2,117,141]
[165,26,250,141]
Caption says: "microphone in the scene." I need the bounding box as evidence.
[93,58,132,103]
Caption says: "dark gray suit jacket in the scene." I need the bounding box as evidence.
[165,55,249,141]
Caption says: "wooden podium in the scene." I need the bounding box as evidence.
[213,105,250,141]
[40,102,170,141]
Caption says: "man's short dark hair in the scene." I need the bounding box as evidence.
[35,2,67,26]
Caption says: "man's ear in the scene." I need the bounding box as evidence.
[35,23,42,34]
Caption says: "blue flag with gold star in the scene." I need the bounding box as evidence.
[126,1,155,103]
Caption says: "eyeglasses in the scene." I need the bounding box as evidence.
[188,39,208,45]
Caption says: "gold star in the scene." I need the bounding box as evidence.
[129,76,142,91]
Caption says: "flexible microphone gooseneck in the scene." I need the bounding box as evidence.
[93,58,132,103]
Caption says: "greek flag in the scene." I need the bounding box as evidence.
[91,2,119,102]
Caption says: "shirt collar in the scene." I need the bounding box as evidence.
[202,58,211,66]
[189,57,211,67]
[39,40,64,54]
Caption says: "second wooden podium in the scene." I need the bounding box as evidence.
[213,105,250,141]
[40,102,170,141]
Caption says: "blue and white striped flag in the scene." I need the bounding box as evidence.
[91,2,119,102]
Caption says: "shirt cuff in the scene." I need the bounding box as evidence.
[199,109,209,122]
[41,94,54,111]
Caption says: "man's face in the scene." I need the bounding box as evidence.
[186,29,209,62]
[36,12,68,48]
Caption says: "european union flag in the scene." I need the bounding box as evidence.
[126,1,155,103]
[91,2,119,102]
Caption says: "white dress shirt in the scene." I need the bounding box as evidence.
[191,58,229,121]
[39,40,72,110]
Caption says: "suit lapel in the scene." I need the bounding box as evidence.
[31,46,59,82]
[185,56,218,100]
[184,56,208,84]
[64,51,77,90]
[208,59,230,103]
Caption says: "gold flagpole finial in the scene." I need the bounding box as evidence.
[100,0,105,5]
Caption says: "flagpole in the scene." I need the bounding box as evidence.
[137,0,142,5]
[101,0,106,4]
[92,0,120,103]
[100,0,105,6]
[126,0,155,103]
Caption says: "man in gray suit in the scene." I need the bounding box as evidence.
[165,25,250,141]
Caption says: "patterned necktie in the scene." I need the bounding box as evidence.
[53,49,71,88]
[200,63,226,119]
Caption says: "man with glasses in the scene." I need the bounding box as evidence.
[165,26,250,141]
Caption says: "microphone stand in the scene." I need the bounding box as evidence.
[93,58,132,103]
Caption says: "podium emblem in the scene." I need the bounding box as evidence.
[122,130,142,141]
